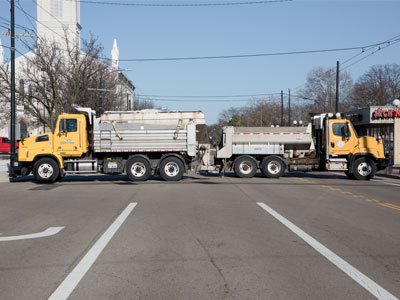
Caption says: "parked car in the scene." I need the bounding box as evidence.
[0,137,19,153]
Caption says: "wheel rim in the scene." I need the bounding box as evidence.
[131,162,146,177]
[38,163,53,179]
[357,162,372,177]
[164,162,179,177]
[239,161,253,175]
[267,161,281,175]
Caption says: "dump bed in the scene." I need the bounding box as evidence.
[93,122,196,155]
[232,126,312,144]
[100,110,205,125]
[217,125,314,158]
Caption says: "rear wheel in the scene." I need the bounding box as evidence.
[262,157,285,178]
[353,157,376,180]
[33,158,59,183]
[126,157,152,181]
[234,156,257,178]
[159,157,184,181]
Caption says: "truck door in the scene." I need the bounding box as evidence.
[54,117,82,156]
[329,121,354,156]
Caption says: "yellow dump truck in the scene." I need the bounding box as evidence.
[215,113,389,180]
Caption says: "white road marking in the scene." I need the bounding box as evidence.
[257,202,399,300]
[0,227,64,242]
[48,202,137,300]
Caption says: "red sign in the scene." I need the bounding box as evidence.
[373,108,400,119]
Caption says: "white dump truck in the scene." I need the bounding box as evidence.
[14,107,388,182]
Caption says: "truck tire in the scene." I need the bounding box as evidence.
[33,158,60,183]
[353,157,376,180]
[159,157,184,181]
[126,157,151,181]
[234,156,257,178]
[262,157,285,178]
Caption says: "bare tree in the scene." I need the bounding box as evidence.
[0,32,123,132]
[298,67,353,113]
[349,64,400,108]
[132,95,156,110]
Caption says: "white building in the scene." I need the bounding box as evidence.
[0,0,134,138]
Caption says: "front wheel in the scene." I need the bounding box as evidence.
[353,157,376,180]
[159,157,184,181]
[33,158,59,183]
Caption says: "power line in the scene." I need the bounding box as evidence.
[110,40,399,62]
[342,39,400,72]
[135,92,314,102]
[12,0,64,41]
[292,34,400,92]
[0,16,36,33]
[341,33,400,68]
[68,0,291,7]
[137,92,281,98]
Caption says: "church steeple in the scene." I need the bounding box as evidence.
[36,0,81,47]
[111,39,119,70]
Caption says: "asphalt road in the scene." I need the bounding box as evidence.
[0,172,399,300]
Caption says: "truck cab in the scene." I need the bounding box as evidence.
[315,114,388,179]
[16,113,90,181]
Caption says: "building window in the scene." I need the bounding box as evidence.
[51,0,63,18]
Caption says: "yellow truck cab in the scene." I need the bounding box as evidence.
[17,113,91,182]
[315,114,388,180]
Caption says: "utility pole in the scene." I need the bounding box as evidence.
[288,88,291,126]
[281,90,284,126]
[335,61,339,114]
[99,77,103,117]
[9,0,16,177]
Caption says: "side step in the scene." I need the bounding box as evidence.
[326,158,347,171]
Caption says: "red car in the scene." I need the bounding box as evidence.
[0,137,19,153]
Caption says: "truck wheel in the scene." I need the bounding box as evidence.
[262,157,285,178]
[33,158,59,183]
[126,157,151,181]
[159,157,184,181]
[234,156,257,178]
[353,157,376,180]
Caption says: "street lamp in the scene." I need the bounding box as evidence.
[393,99,400,166]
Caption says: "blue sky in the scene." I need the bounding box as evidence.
[1,0,399,124]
